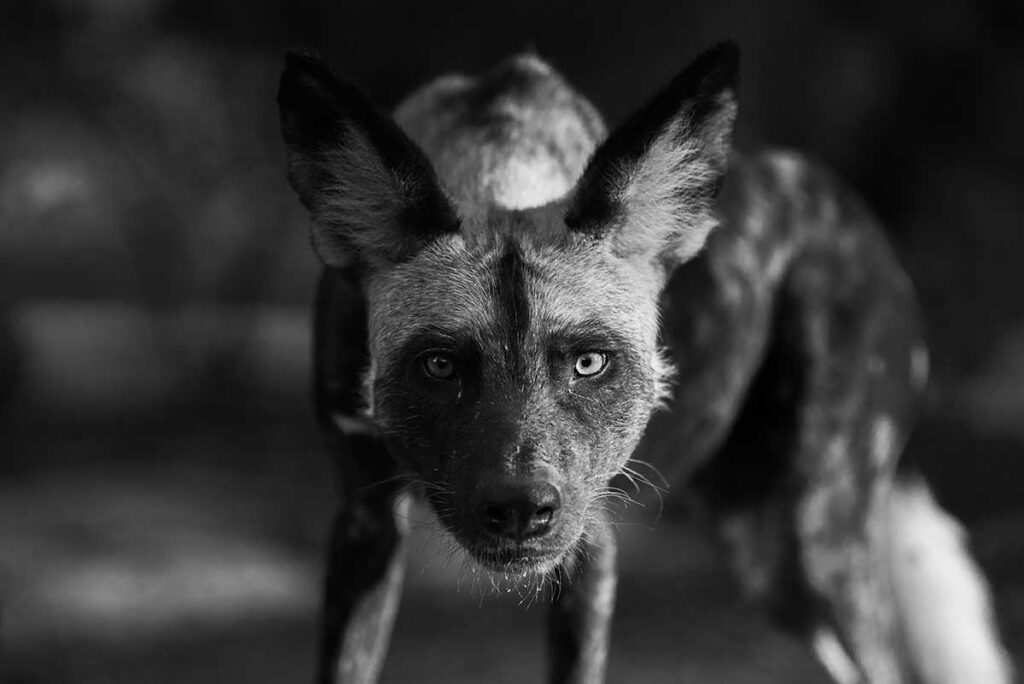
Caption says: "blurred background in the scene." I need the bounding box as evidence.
[1,1,1022,682]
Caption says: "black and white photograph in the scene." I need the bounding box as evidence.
[1,2,1022,682]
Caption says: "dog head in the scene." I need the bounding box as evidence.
[278,44,738,575]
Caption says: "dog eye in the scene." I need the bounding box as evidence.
[574,351,607,377]
[422,353,456,380]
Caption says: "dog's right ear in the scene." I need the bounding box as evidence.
[277,52,459,269]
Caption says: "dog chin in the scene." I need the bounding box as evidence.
[466,544,567,577]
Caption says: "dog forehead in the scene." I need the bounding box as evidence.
[526,246,662,338]
[366,234,659,352]
[366,237,495,343]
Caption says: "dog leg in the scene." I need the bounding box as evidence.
[687,266,922,682]
[798,471,1012,684]
[547,521,617,684]
[698,472,901,684]
[794,465,904,684]
[312,267,409,684]
[883,477,1013,684]
[317,432,408,684]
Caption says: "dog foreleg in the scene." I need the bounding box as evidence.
[317,432,408,684]
[547,520,617,684]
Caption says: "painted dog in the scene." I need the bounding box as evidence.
[277,42,1012,684]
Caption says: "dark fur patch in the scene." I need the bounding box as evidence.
[689,285,805,510]
[314,267,369,422]
[547,319,634,356]
[492,241,531,375]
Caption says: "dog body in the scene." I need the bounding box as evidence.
[279,45,1011,684]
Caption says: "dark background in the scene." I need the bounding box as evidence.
[1,1,1022,682]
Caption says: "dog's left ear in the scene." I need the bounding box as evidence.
[565,42,738,271]
[277,52,459,269]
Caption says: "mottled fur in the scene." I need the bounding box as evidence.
[278,43,1011,684]
[394,54,606,215]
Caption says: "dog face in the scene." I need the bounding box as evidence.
[278,45,738,574]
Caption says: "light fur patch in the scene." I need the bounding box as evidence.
[870,416,896,469]
[609,92,736,263]
[484,151,573,209]
[886,479,1013,684]
[650,347,677,409]
[910,344,930,393]
[364,234,497,369]
[330,411,376,435]
[393,56,606,216]
[812,628,861,684]
[764,150,807,195]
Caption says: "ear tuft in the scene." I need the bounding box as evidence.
[566,41,740,270]
[683,41,739,115]
[278,51,346,157]
[277,51,459,269]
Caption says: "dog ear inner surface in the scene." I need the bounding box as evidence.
[565,42,739,270]
[277,51,459,269]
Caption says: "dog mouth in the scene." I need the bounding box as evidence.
[468,543,566,574]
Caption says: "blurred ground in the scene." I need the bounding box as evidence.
[2,397,1023,683]
[2,0,1024,682]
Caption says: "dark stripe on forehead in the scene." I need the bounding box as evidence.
[493,241,531,374]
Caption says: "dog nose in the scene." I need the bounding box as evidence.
[478,480,562,540]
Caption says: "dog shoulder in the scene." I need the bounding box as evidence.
[393,55,607,213]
